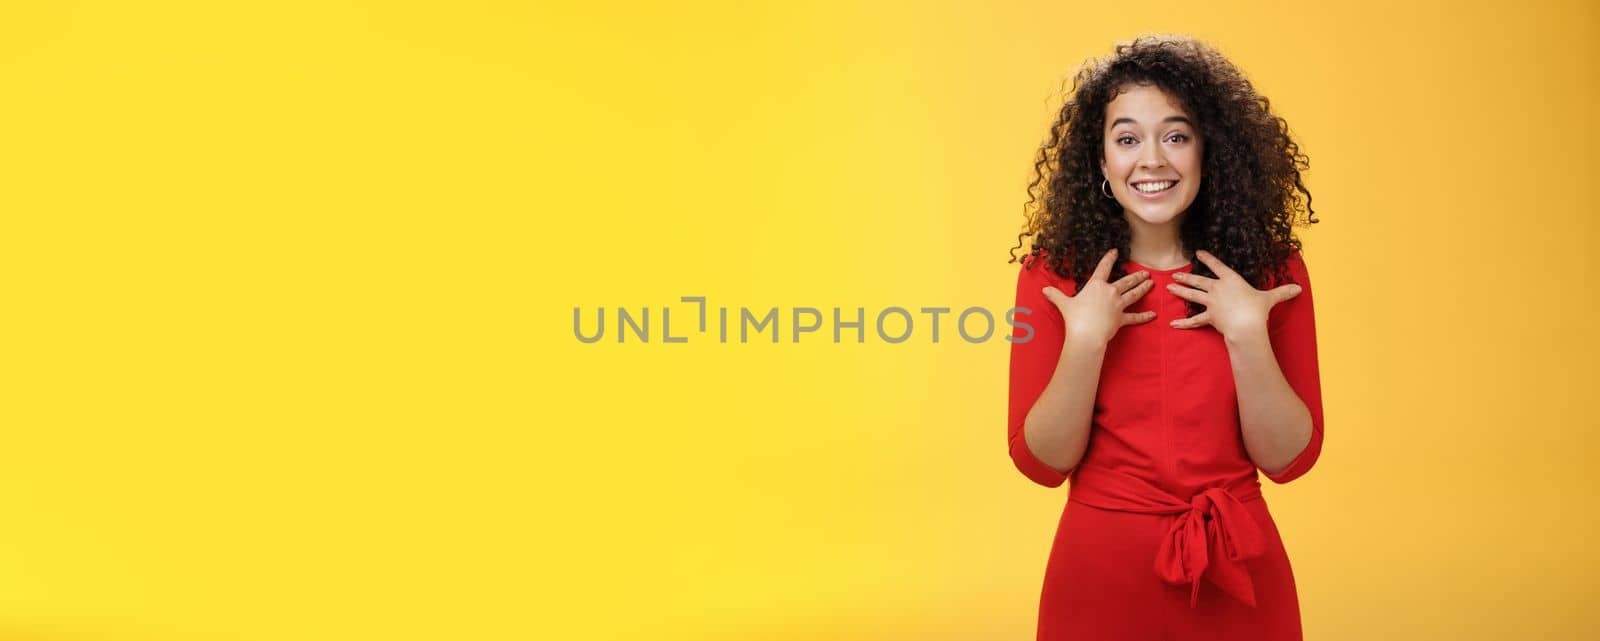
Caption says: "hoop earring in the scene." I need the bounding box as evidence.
[1101,178,1114,199]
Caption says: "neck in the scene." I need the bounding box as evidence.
[1125,214,1189,269]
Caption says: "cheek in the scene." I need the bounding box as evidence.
[1184,148,1204,174]
[1103,153,1134,175]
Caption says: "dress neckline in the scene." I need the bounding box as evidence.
[1124,258,1194,274]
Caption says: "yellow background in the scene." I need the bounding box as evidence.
[1,1,1595,639]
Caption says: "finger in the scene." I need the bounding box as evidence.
[1272,283,1303,303]
[1165,282,1210,305]
[1170,311,1213,329]
[1119,278,1155,307]
[1114,270,1151,294]
[1041,286,1069,306]
[1122,310,1158,325]
[1193,250,1238,279]
[1171,271,1215,292]
[1091,248,1118,282]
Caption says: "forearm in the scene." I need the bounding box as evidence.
[1022,334,1108,474]
[1226,327,1313,474]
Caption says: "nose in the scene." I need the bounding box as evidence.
[1139,143,1167,169]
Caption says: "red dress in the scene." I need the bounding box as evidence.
[1007,249,1325,641]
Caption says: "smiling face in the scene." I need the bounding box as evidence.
[1100,83,1204,228]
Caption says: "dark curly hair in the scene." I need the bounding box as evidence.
[1009,34,1319,318]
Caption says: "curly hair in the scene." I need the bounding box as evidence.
[1009,34,1319,319]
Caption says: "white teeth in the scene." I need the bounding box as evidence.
[1133,181,1175,193]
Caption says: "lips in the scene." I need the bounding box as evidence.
[1131,179,1176,198]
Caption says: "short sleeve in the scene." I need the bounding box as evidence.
[1259,250,1325,484]
[1006,254,1075,488]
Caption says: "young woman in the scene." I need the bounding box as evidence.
[1006,35,1325,640]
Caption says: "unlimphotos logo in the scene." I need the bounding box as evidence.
[574,296,1039,344]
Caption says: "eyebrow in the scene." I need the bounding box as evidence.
[1111,116,1194,128]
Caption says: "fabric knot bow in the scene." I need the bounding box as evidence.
[1153,486,1268,608]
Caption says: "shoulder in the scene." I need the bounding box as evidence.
[1018,249,1076,291]
[1024,246,1075,278]
[1269,248,1312,288]
[1268,248,1316,330]
[1287,248,1313,283]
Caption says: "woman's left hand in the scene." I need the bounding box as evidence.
[1165,250,1302,341]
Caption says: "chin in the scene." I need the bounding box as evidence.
[1126,207,1186,226]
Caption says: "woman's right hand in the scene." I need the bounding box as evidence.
[1040,248,1157,346]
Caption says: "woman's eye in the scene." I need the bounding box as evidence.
[1117,136,1135,145]
[1167,134,1189,143]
